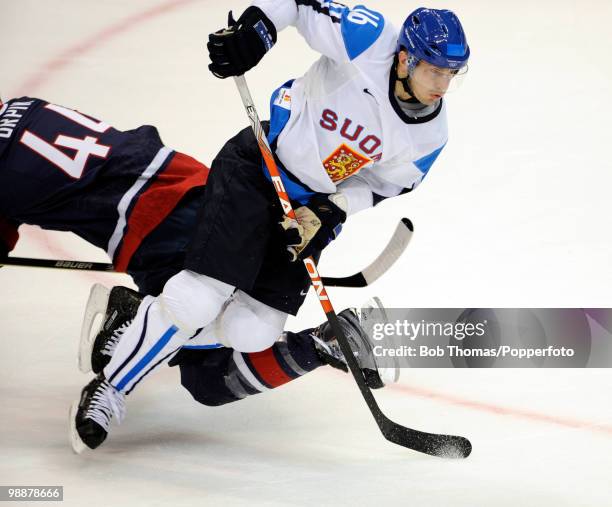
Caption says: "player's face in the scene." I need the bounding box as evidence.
[410,62,453,104]
[409,61,468,105]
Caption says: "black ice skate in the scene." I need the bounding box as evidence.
[311,298,399,389]
[79,284,143,374]
[69,374,126,453]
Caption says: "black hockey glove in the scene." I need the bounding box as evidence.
[280,193,347,262]
[208,7,277,79]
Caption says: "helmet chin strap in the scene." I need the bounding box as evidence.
[393,54,423,105]
[398,77,420,103]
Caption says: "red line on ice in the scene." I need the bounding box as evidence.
[12,0,201,96]
[390,382,612,436]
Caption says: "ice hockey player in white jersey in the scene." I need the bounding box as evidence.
[71,2,470,451]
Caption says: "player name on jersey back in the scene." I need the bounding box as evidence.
[0,99,35,140]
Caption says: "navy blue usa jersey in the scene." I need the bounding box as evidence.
[0,97,208,270]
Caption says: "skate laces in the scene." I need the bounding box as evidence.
[101,321,132,357]
[85,379,126,431]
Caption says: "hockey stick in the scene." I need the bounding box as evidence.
[1,257,116,272]
[1,219,411,286]
[321,217,413,287]
[233,74,471,459]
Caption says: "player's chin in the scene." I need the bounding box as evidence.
[417,96,438,106]
[415,91,442,105]
[426,92,444,104]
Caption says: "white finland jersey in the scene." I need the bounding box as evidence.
[253,0,449,214]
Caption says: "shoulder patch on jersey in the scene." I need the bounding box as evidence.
[413,144,446,177]
[273,87,292,110]
[340,5,385,60]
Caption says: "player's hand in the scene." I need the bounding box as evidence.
[207,7,277,79]
[280,193,347,262]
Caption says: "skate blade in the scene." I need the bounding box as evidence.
[69,401,87,455]
[360,296,400,386]
[379,367,400,385]
[78,284,110,373]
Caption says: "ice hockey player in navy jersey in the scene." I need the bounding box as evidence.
[0,97,209,294]
[70,2,470,451]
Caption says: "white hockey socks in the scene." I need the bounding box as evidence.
[103,270,234,394]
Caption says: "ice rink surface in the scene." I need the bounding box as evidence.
[1,0,612,505]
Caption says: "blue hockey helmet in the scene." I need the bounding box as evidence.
[397,8,470,71]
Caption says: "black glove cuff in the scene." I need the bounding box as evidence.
[238,6,278,51]
[307,193,347,224]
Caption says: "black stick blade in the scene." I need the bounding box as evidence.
[321,272,367,287]
[381,415,472,459]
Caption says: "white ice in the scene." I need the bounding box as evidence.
[1,1,612,506]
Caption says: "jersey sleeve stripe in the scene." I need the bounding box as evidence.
[295,0,345,23]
